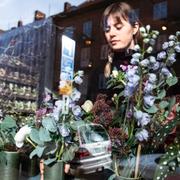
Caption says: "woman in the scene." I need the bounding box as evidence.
[102,2,141,77]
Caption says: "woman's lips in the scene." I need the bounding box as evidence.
[110,40,119,45]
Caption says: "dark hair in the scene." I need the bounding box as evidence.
[102,2,141,42]
[102,2,142,77]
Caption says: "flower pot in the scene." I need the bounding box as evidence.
[117,177,140,180]
[44,160,64,180]
[0,151,20,180]
[20,154,39,177]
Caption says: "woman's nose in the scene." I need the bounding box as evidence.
[109,28,116,37]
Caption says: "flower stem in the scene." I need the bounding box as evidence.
[134,143,141,178]
[26,137,36,148]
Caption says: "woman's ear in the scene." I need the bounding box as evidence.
[133,22,139,35]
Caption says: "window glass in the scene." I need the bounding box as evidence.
[79,125,109,144]
[63,26,74,39]
[153,1,167,20]
[83,21,92,38]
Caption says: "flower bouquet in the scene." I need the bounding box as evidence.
[14,71,86,179]
[104,26,180,179]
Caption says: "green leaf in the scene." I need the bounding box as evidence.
[159,101,169,109]
[42,117,57,133]
[44,157,57,165]
[70,120,85,131]
[39,127,52,142]
[30,128,44,145]
[166,76,178,87]
[151,113,180,149]
[144,105,158,114]
[29,146,45,159]
[1,116,17,130]
[168,97,176,113]
[157,89,166,99]
[153,140,180,180]
[62,144,78,162]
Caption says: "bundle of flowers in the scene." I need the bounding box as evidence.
[14,71,87,165]
[106,26,180,178]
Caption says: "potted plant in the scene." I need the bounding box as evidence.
[0,115,20,180]
[14,71,86,180]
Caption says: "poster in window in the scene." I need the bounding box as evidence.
[59,35,75,95]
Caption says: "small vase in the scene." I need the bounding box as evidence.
[117,176,140,180]
[0,151,20,180]
[44,160,64,180]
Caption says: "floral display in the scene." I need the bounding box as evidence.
[82,26,180,179]
[107,26,180,178]
[14,71,86,165]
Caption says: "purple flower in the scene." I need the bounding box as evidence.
[167,53,176,65]
[161,67,172,77]
[175,44,180,53]
[135,129,149,141]
[144,95,155,107]
[140,59,149,67]
[162,42,169,50]
[148,73,157,83]
[72,105,82,117]
[144,83,154,94]
[157,51,166,60]
[58,125,70,137]
[134,110,151,126]
[74,76,83,85]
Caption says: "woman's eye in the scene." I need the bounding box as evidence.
[116,26,122,30]
[104,26,110,32]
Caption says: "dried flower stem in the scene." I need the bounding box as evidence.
[134,143,141,178]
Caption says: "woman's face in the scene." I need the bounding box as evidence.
[104,14,138,52]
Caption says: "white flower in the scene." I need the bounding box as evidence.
[74,76,83,85]
[14,125,31,148]
[72,105,82,117]
[130,58,139,65]
[143,38,150,44]
[112,70,118,78]
[169,35,176,41]
[175,44,180,53]
[176,31,180,36]
[149,56,156,64]
[81,100,93,113]
[168,41,175,47]
[146,46,153,54]
[140,27,146,34]
[134,44,141,51]
[161,67,172,77]
[77,70,84,77]
[70,88,81,102]
[132,53,141,59]
[135,129,149,141]
[146,25,151,32]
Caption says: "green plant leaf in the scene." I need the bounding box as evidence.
[1,116,17,130]
[151,113,180,149]
[166,76,178,87]
[70,120,85,131]
[153,140,180,180]
[62,144,78,162]
[159,101,169,109]
[30,128,44,145]
[29,146,45,159]
[144,105,158,114]
[39,127,52,142]
[42,117,57,133]
[157,89,166,99]
[44,157,57,165]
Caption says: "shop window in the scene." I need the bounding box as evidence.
[83,21,92,38]
[153,1,167,20]
[156,34,167,51]
[98,74,107,89]
[80,47,91,67]
[63,26,74,39]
